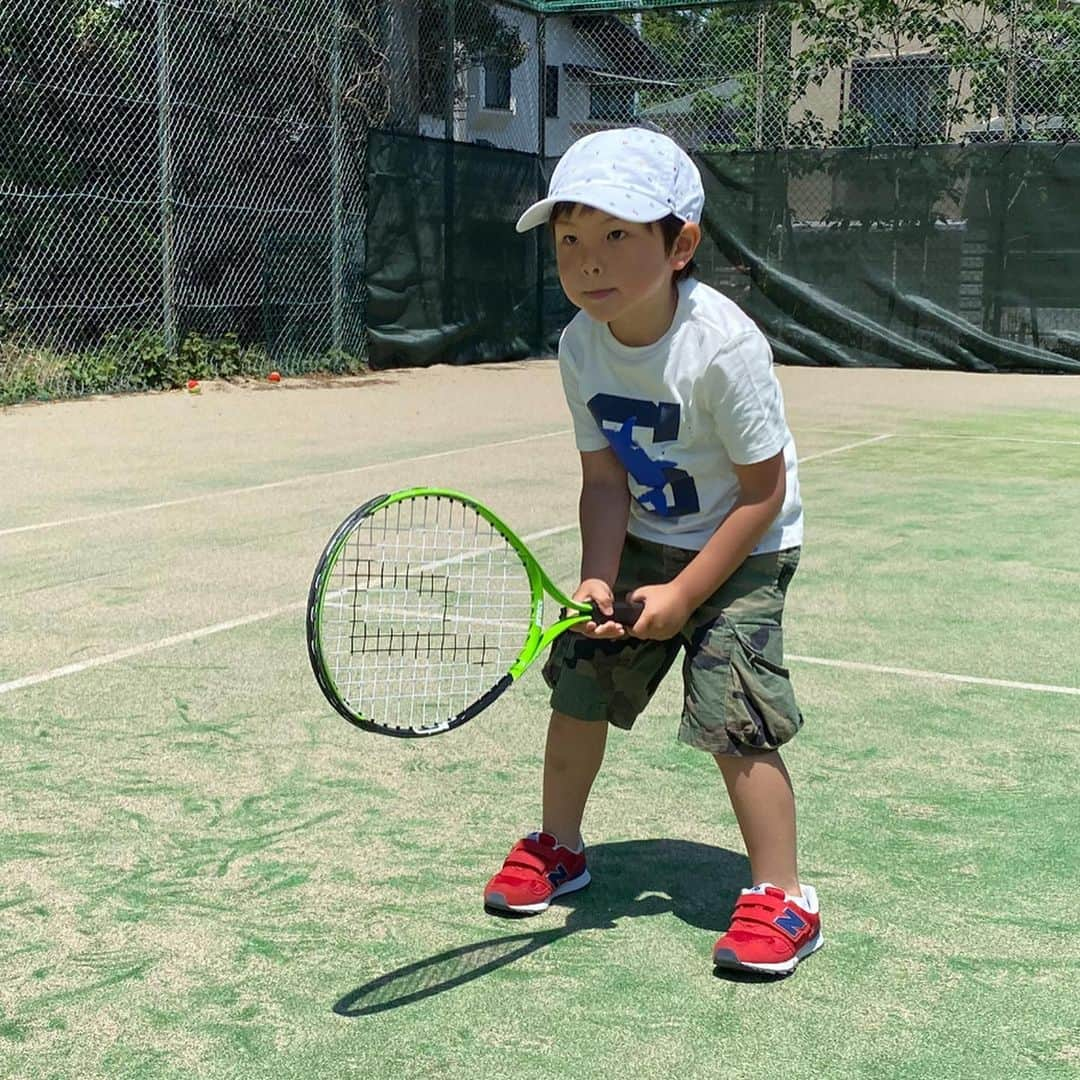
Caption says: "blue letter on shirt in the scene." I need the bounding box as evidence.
[587,394,700,518]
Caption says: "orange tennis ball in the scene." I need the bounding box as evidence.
[268,371,281,382]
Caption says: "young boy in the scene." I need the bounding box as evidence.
[484,128,821,976]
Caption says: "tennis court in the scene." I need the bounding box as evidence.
[2,362,1078,1078]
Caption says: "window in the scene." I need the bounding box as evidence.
[545,65,559,119]
[848,55,949,144]
[589,83,635,122]
[484,58,512,110]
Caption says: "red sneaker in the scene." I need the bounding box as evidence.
[712,884,823,975]
[484,832,590,914]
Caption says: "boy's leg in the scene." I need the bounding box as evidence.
[674,547,820,972]
[483,711,605,914]
[713,749,799,896]
[712,748,822,974]
[486,536,676,915]
[542,710,608,851]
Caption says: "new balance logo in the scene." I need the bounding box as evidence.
[548,864,569,887]
[775,907,808,936]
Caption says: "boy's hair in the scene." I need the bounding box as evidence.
[549,202,697,282]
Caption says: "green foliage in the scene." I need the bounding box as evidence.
[635,5,796,151]
[793,0,1080,142]
[631,1,1080,150]
[0,332,274,405]
[0,360,45,405]
[417,0,528,113]
[71,0,138,59]
[319,348,368,374]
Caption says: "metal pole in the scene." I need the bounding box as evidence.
[330,0,344,358]
[537,14,546,160]
[1004,0,1017,140]
[535,14,547,354]
[442,0,456,325]
[156,0,176,356]
[444,0,456,141]
[754,6,767,151]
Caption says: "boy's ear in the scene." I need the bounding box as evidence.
[671,222,702,270]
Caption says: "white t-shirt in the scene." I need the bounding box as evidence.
[559,277,803,553]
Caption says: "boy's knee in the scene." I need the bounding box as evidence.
[547,711,606,762]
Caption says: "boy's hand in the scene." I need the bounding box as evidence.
[571,579,628,639]
[626,582,692,641]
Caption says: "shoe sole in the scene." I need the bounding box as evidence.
[484,868,591,915]
[712,931,824,976]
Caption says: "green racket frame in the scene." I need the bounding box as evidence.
[306,487,639,737]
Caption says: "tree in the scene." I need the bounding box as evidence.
[415,0,529,124]
[791,0,1080,144]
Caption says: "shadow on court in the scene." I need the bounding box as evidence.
[332,838,756,1017]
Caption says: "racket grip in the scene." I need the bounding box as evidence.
[591,597,644,627]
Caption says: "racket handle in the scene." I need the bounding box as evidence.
[591,597,644,627]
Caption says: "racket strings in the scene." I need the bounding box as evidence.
[319,495,533,731]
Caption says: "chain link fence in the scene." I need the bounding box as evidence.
[3,1,1080,400]
[403,1,1080,156]
[2,0,378,401]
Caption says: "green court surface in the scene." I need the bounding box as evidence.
[1,364,1078,1079]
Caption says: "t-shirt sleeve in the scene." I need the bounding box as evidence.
[705,330,789,466]
[558,329,609,453]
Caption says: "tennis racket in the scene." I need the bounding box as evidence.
[306,488,642,737]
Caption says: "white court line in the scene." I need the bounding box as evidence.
[0,607,301,695]
[0,430,1059,698]
[6,427,1076,540]
[5,587,1076,700]
[322,601,520,632]
[895,433,1080,448]
[0,523,578,696]
[0,430,568,538]
[798,428,1080,448]
[0,434,905,696]
[799,434,894,462]
[788,655,1080,697]
[1,431,891,541]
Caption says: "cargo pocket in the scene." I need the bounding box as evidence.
[725,622,804,751]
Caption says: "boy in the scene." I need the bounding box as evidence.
[484,128,821,976]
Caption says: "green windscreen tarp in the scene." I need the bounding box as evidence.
[365,132,1080,374]
[697,144,1080,373]
[365,131,543,369]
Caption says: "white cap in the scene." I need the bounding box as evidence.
[515,127,705,233]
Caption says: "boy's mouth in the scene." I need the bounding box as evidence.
[582,288,616,300]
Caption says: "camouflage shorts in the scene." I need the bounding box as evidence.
[542,534,804,756]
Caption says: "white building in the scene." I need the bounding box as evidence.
[417,12,672,156]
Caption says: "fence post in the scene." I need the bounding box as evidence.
[330,0,344,359]
[1004,0,1017,140]
[156,0,176,356]
[536,13,547,354]
[442,1,456,326]
[754,5,767,150]
[444,0,456,141]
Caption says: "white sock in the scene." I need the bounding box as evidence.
[747,882,807,905]
[530,830,583,854]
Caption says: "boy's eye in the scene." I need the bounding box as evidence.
[559,234,577,246]
[608,229,626,241]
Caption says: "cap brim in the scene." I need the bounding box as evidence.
[515,198,558,233]
[516,186,675,233]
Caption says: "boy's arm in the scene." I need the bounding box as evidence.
[575,447,632,639]
[629,449,786,640]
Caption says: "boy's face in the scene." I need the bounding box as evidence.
[552,206,693,329]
